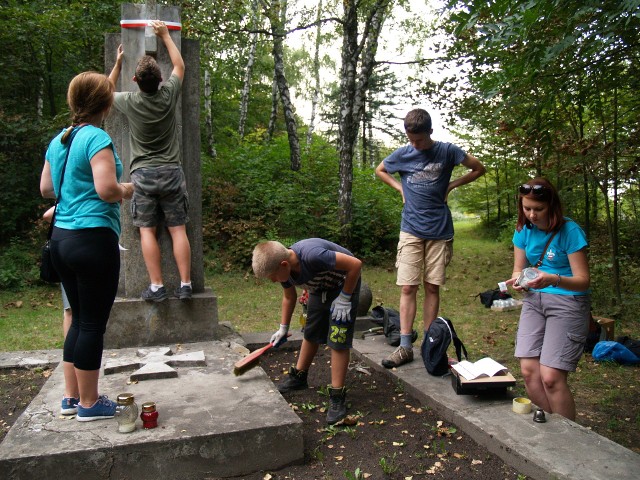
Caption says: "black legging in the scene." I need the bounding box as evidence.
[51,227,119,371]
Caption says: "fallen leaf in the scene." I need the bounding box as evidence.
[334,456,343,461]
[471,459,483,465]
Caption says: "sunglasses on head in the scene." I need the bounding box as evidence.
[519,184,548,196]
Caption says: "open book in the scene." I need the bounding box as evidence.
[450,357,509,380]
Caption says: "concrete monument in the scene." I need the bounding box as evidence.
[104,2,218,348]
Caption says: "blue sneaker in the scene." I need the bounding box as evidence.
[60,396,79,415]
[76,395,117,422]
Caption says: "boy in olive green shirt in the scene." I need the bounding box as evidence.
[109,20,192,302]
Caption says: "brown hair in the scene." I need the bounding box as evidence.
[62,71,114,143]
[404,109,432,134]
[516,177,565,232]
[135,56,162,93]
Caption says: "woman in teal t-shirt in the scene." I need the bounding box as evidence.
[506,177,590,422]
[40,72,134,422]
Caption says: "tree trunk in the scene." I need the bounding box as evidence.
[305,0,323,152]
[267,78,278,141]
[337,0,390,244]
[238,0,259,139]
[204,69,216,158]
[264,0,300,170]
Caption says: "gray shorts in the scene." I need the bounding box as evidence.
[61,284,70,310]
[515,291,590,372]
[303,282,360,350]
[131,166,189,228]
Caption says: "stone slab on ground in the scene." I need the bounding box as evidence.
[353,335,640,480]
[0,341,303,480]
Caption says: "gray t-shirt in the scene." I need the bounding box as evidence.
[383,141,466,240]
[281,239,354,293]
[113,74,182,172]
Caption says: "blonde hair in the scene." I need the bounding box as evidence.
[252,241,289,278]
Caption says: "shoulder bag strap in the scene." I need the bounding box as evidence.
[533,230,558,268]
[47,125,85,239]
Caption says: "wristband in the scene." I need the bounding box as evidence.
[552,274,561,287]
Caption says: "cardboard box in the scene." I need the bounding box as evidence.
[450,369,516,395]
[594,317,615,341]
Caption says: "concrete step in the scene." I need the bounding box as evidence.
[0,341,303,480]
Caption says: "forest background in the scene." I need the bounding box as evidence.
[0,0,639,329]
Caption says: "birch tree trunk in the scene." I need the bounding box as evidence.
[267,78,278,141]
[305,0,323,152]
[337,0,390,243]
[204,69,217,158]
[263,0,301,170]
[238,0,260,139]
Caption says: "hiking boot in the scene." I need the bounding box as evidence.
[76,395,117,422]
[277,366,308,393]
[174,285,193,300]
[60,396,79,415]
[327,386,347,425]
[382,346,414,369]
[141,286,168,302]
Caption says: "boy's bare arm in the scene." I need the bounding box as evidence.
[108,44,124,87]
[334,253,362,296]
[448,153,485,193]
[375,160,405,203]
[151,20,185,81]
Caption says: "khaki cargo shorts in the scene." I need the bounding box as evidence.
[395,231,453,286]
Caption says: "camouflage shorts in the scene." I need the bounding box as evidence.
[130,166,189,228]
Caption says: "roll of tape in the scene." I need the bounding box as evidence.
[512,397,532,414]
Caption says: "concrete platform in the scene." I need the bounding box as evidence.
[0,340,303,480]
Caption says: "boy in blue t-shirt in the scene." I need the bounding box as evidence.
[375,108,485,369]
[252,239,362,425]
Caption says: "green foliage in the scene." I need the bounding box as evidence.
[378,453,399,475]
[0,238,41,290]
[201,133,402,267]
[343,467,364,480]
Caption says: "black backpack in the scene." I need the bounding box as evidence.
[420,316,468,376]
[370,306,417,347]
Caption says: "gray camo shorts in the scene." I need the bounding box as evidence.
[130,165,189,228]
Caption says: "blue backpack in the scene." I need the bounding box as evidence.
[421,317,468,376]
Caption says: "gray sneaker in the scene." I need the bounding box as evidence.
[174,285,193,300]
[381,346,414,369]
[141,286,168,302]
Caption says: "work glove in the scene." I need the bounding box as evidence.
[270,324,290,347]
[331,291,353,325]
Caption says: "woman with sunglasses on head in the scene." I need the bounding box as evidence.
[506,177,590,421]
